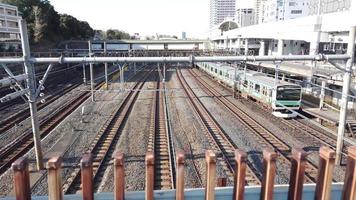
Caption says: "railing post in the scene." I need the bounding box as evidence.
[217,178,227,187]
[113,152,125,200]
[176,151,185,200]
[288,148,307,200]
[81,153,93,200]
[233,149,247,200]
[205,150,216,200]
[12,157,30,200]
[260,149,277,200]
[47,156,63,200]
[315,147,336,200]
[342,146,356,200]
[145,152,154,200]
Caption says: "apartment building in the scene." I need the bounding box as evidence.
[261,0,309,23]
[0,3,21,41]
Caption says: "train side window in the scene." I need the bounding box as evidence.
[249,82,254,89]
[219,70,222,76]
[215,69,217,73]
[211,67,213,71]
[255,84,260,93]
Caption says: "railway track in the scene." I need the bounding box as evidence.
[196,66,350,156]
[189,68,320,183]
[0,83,80,134]
[63,70,152,194]
[147,73,176,190]
[0,82,106,176]
[176,68,261,185]
[0,67,132,176]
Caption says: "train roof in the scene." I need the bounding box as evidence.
[202,62,300,88]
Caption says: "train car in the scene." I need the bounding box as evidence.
[196,62,302,118]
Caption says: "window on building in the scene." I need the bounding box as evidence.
[291,10,302,14]
[289,2,296,6]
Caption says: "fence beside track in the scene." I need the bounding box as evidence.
[9,146,356,200]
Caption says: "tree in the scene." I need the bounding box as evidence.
[0,0,93,46]
[105,29,130,40]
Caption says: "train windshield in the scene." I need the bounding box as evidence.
[276,86,301,101]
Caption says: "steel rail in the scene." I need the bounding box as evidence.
[62,70,152,194]
[176,67,261,185]
[189,68,322,183]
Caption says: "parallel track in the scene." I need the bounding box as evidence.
[177,68,261,185]
[148,74,176,190]
[0,69,129,176]
[0,82,106,176]
[189,68,320,183]
[0,83,80,134]
[63,70,151,194]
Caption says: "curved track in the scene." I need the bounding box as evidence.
[177,68,261,185]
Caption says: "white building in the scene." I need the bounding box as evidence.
[235,8,255,27]
[262,0,309,23]
[0,3,21,41]
[308,0,351,15]
[209,0,236,29]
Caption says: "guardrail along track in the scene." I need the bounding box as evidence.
[0,83,80,134]
[176,68,261,185]
[0,69,131,176]
[189,68,320,183]
[148,73,175,190]
[63,70,152,194]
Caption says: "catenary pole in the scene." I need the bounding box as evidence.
[19,20,44,170]
[104,41,108,90]
[88,40,95,101]
[336,26,356,164]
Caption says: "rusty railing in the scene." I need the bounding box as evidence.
[11,146,356,200]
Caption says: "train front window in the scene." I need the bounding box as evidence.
[276,86,301,101]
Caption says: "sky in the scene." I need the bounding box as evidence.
[50,0,210,38]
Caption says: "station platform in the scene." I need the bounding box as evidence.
[302,107,355,125]
[0,184,345,200]
[248,61,339,78]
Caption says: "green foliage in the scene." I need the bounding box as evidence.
[105,29,130,40]
[0,0,94,45]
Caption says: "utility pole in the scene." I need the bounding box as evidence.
[88,40,94,101]
[19,20,44,170]
[336,26,356,164]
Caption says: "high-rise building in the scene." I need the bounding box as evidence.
[308,0,351,15]
[235,8,255,27]
[261,0,309,23]
[209,0,236,29]
[0,3,21,41]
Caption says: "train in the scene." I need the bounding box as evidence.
[196,62,302,118]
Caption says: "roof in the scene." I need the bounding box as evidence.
[202,62,299,88]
